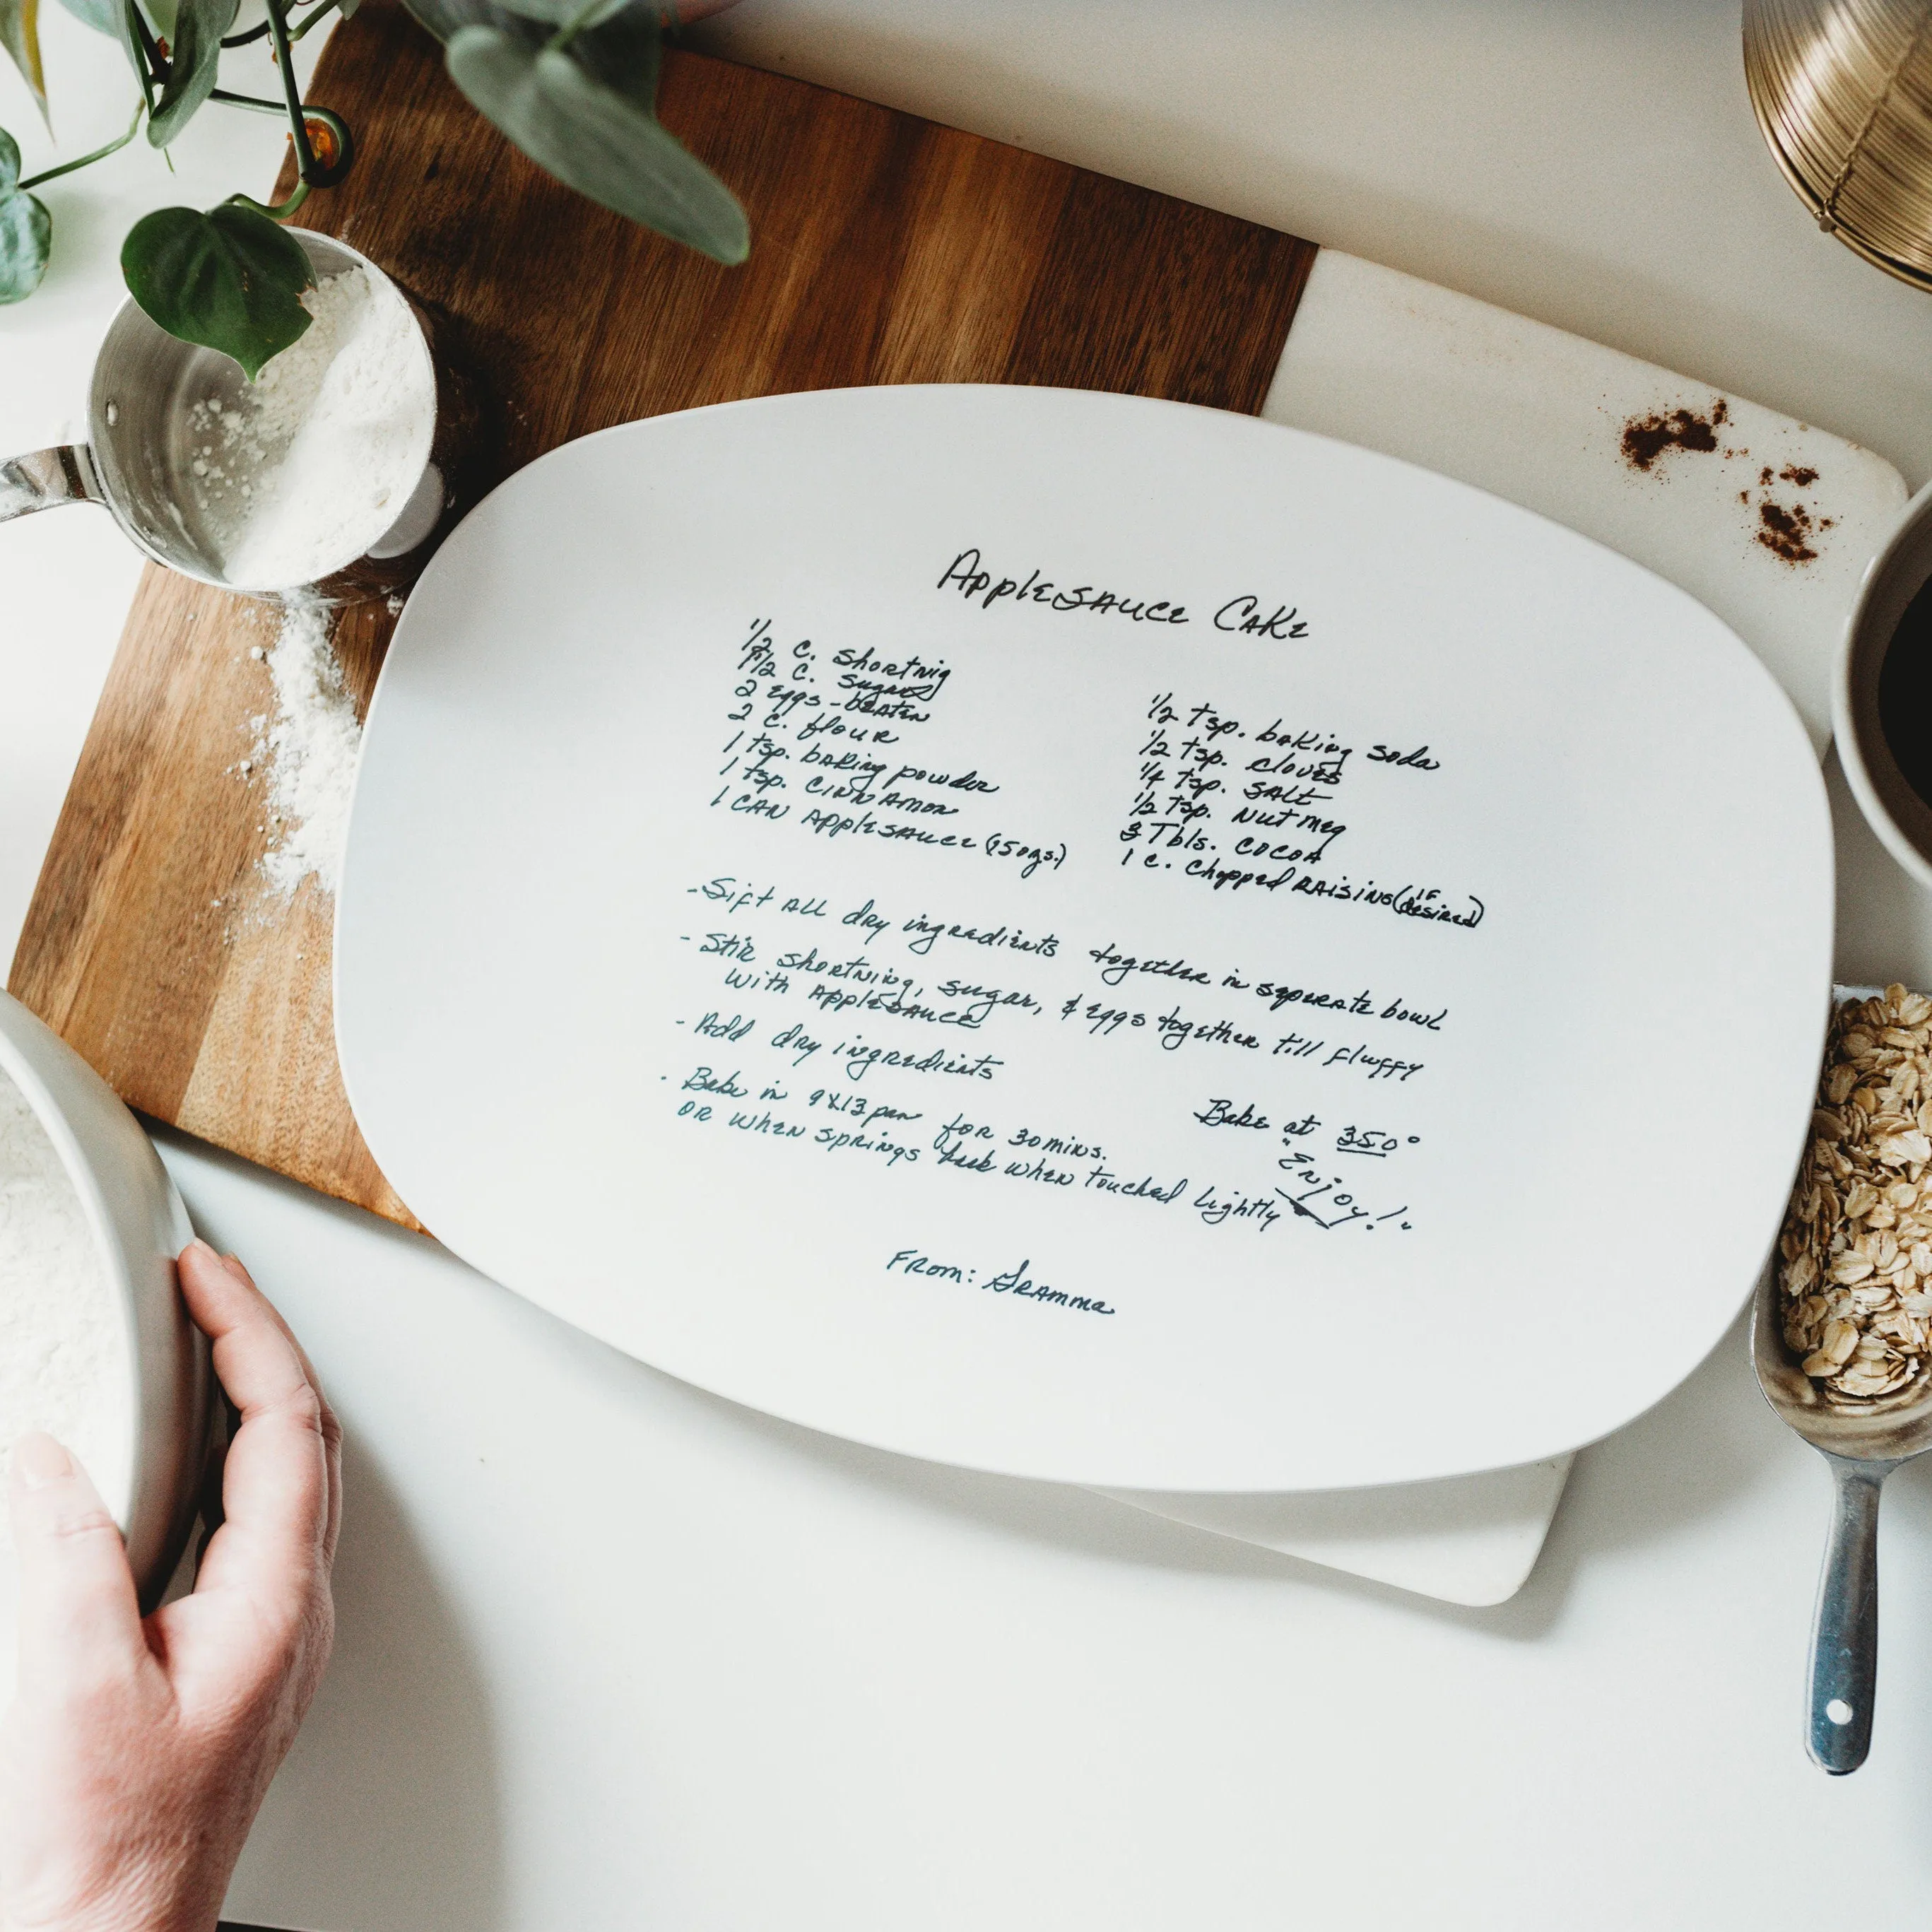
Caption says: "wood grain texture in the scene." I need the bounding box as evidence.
[8,3,1317,1227]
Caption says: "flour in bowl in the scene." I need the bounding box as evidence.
[186,262,437,591]
[0,1068,131,1531]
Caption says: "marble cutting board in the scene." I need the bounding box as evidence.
[1106,247,1903,1603]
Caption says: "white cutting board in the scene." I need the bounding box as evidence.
[335,382,1832,1495]
[1111,252,1904,1601]
[1271,254,1906,758]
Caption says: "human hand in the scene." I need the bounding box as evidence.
[0,1241,341,1932]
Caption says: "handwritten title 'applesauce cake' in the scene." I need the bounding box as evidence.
[1780,985,1932,1400]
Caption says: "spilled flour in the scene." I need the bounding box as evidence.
[0,1067,131,1536]
[250,593,363,899]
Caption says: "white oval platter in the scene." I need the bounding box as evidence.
[336,384,1832,1491]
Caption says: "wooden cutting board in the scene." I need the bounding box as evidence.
[5,1,1316,1230]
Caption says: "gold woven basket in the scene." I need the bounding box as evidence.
[1745,0,1932,289]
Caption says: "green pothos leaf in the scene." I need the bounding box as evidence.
[0,185,49,300]
[446,25,743,261]
[0,132,51,300]
[121,201,315,377]
[148,0,239,144]
[52,0,120,31]
[0,0,47,126]
[0,189,50,300]
[52,0,143,88]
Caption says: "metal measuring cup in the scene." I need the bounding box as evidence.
[0,230,474,600]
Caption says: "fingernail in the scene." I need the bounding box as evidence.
[14,1433,70,1488]
[185,1237,219,1262]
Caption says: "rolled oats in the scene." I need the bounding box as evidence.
[1781,985,1932,1401]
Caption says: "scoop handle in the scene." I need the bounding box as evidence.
[1808,1453,1895,1774]
[0,445,102,526]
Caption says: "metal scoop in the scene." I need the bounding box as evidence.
[0,228,470,600]
[1752,984,1932,1773]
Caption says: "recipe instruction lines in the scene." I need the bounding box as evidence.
[676,871,1427,1243]
[677,594,1495,1314]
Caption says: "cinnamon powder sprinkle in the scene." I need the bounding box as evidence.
[1620,398,1730,471]
[1757,498,1818,565]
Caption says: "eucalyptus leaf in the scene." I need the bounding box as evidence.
[401,0,526,45]
[485,0,628,29]
[0,0,47,125]
[403,0,642,37]
[447,27,745,261]
[121,201,315,377]
[569,0,659,110]
[0,179,51,302]
[0,122,17,192]
[148,0,238,145]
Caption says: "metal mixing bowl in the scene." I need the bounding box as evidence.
[0,991,211,1608]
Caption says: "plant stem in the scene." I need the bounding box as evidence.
[261,0,320,184]
[286,0,343,46]
[123,0,160,112]
[222,0,326,49]
[210,38,353,192]
[208,85,286,112]
[18,102,143,190]
[225,177,310,218]
[545,0,613,54]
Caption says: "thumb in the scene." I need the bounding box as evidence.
[9,1432,145,1694]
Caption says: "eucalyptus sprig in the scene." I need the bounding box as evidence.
[0,0,745,372]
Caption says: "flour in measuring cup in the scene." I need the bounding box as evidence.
[0,1068,131,1538]
[186,264,436,591]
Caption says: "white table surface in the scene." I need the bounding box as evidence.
[12,2,1932,1925]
